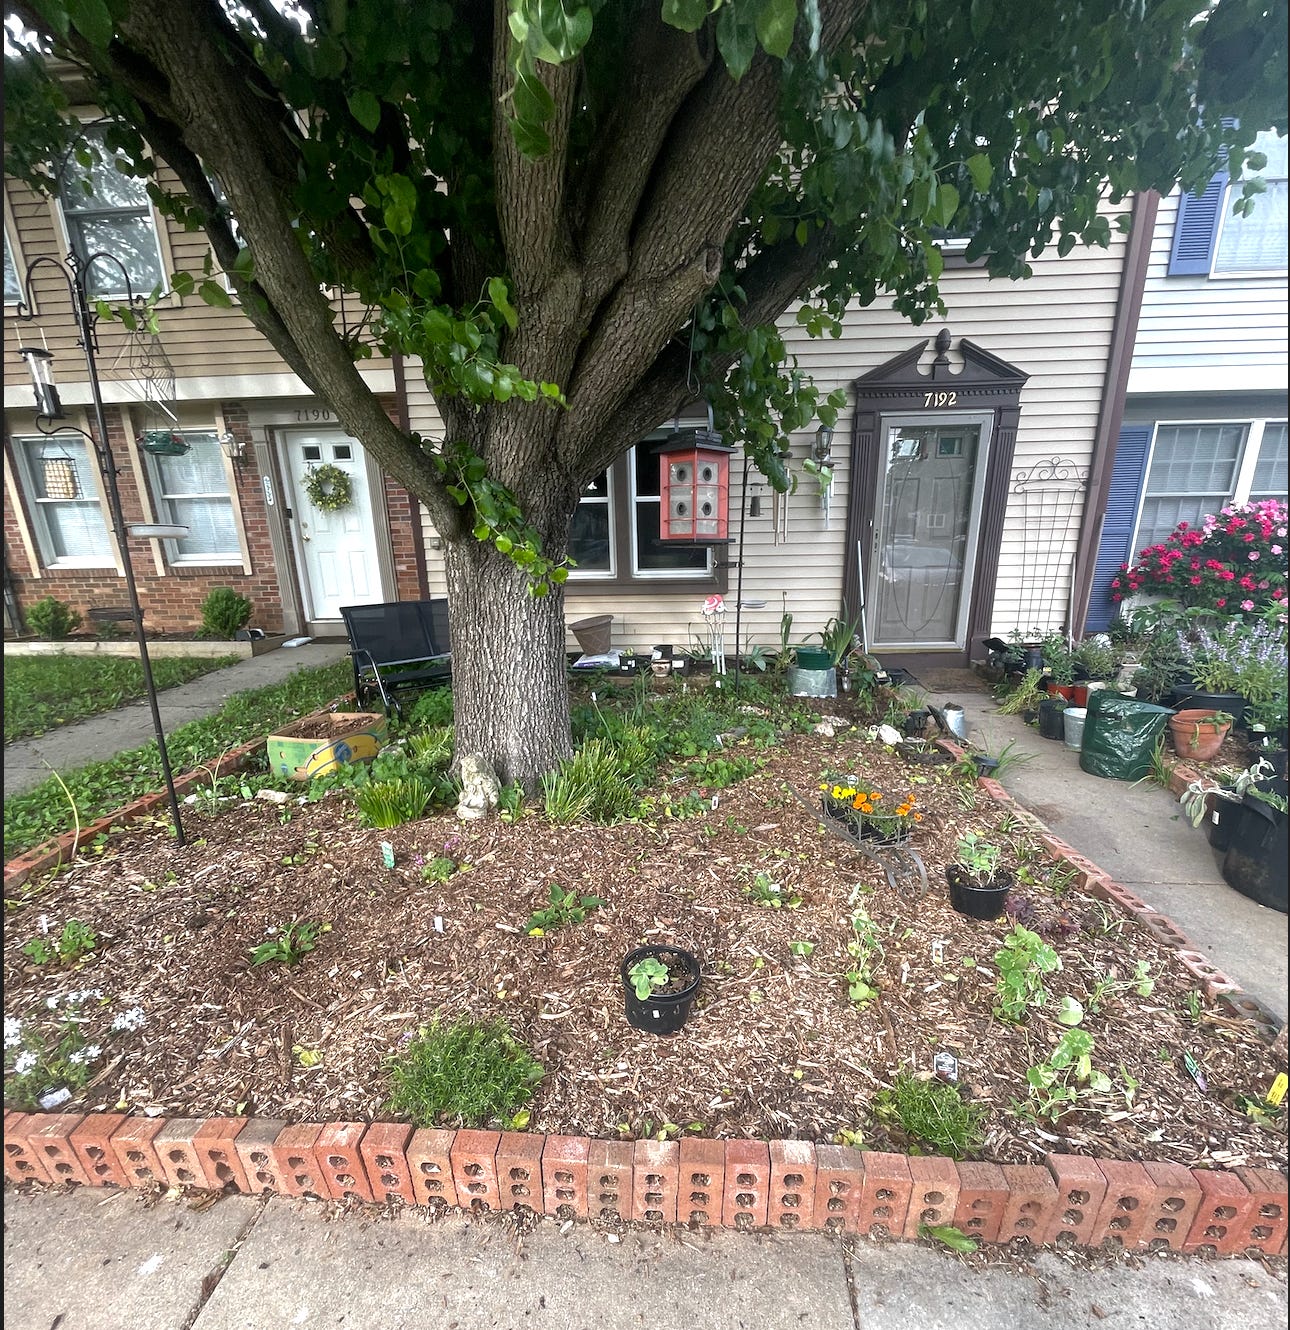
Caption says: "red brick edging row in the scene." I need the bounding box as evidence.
[4,1111,1286,1257]
[4,725,1285,1259]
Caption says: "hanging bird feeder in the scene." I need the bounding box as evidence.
[654,427,734,543]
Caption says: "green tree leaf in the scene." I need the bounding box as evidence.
[66,0,113,49]
[347,90,382,133]
[198,279,233,308]
[966,153,993,194]
[716,2,758,79]
[755,0,797,59]
[661,0,711,32]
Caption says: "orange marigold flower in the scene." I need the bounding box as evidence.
[914,812,924,821]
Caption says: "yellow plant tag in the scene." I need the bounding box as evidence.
[1267,1073,1288,1107]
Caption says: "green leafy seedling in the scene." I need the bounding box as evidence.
[628,956,670,1000]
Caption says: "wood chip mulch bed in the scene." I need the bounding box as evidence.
[3,700,1285,1177]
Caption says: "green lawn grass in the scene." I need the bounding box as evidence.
[4,654,242,745]
[3,659,353,862]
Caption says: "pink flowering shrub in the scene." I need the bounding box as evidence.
[1111,499,1288,616]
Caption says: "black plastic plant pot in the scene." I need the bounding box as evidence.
[1205,794,1242,853]
[1037,699,1066,740]
[1221,799,1288,913]
[972,755,1000,777]
[904,709,929,738]
[621,945,701,1035]
[1169,687,1245,728]
[946,865,1015,920]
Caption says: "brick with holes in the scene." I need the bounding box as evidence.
[632,1139,679,1224]
[857,1152,912,1239]
[406,1128,458,1209]
[721,1139,769,1230]
[268,1123,327,1199]
[360,1122,415,1205]
[588,1138,633,1222]
[316,1123,375,1202]
[193,1118,250,1193]
[997,1164,1059,1244]
[1185,1170,1255,1255]
[451,1129,501,1212]
[233,1120,287,1194]
[904,1156,960,1239]
[1138,1160,1202,1252]
[4,1111,52,1186]
[1088,1159,1153,1249]
[496,1131,545,1213]
[678,1137,725,1228]
[154,1119,215,1191]
[769,1139,817,1232]
[1234,1168,1288,1255]
[813,1144,865,1234]
[1043,1155,1109,1247]
[541,1135,589,1220]
[27,1115,90,1186]
[952,1161,1008,1244]
[69,1113,130,1189]
[110,1117,167,1189]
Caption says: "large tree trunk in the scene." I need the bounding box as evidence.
[443,536,573,791]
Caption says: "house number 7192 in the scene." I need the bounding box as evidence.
[924,391,957,407]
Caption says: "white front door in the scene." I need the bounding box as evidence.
[283,431,383,622]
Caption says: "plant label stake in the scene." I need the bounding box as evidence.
[39,1087,72,1110]
[1267,1072,1288,1108]
[1183,1050,1208,1092]
[932,939,947,965]
[380,842,395,869]
[934,1052,959,1083]
[434,916,444,934]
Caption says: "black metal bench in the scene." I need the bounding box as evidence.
[339,598,452,717]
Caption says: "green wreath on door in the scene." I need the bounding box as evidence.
[304,463,353,513]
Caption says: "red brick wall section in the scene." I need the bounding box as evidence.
[7,1114,1288,1259]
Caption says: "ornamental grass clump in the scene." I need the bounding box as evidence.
[1112,499,1288,616]
[820,777,922,842]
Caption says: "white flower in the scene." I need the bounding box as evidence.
[82,1044,102,1063]
[111,1007,147,1033]
[13,1051,37,1075]
[3,1016,21,1049]
[68,1050,85,1066]
[45,996,60,1010]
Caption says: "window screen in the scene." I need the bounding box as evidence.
[149,432,239,562]
[1136,423,1245,548]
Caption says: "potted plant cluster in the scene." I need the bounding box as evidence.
[819,778,923,845]
[1168,708,1234,763]
[945,831,1014,920]
[620,945,701,1034]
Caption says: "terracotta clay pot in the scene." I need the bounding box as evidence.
[1168,709,1232,763]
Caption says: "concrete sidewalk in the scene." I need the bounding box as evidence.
[3,1188,1285,1330]
[3,641,350,798]
[917,669,1287,1023]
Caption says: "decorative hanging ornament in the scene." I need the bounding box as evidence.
[304,463,353,513]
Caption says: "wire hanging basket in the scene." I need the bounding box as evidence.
[139,429,190,457]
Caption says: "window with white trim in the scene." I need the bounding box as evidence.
[58,127,166,298]
[146,431,240,564]
[568,442,713,584]
[1214,131,1288,275]
[1132,419,1287,550]
[3,230,22,305]
[13,434,114,567]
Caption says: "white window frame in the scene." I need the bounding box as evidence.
[1211,130,1288,279]
[11,432,115,569]
[567,470,616,580]
[3,184,32,310]
[144,429,243,567]
[56,123,169,300]
[1129,417,1287,554]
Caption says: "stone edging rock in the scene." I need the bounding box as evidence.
[3,730,1286,1260]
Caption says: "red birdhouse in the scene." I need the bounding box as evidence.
[654,429,734,542]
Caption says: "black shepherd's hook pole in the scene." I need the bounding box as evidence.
[17,252,186,845]
[732,453,750,698]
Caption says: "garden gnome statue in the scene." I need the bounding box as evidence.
[456,754,500,821]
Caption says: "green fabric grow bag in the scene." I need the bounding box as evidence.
[1078,691,1173,781]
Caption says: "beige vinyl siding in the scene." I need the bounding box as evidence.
[3,172,394,405]
[1128,189,1288,394]
[405,227,1126,650]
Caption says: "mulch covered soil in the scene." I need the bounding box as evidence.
[4,700,1285,1174]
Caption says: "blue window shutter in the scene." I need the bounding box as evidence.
[1168,173,1227,275]
[1087,425,1154,631]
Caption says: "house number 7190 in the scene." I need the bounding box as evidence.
[924,391,957,407]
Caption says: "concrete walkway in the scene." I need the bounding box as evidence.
[3,641,350,798]
[3,1188,1285,1330]
[917,670,1287,1022]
